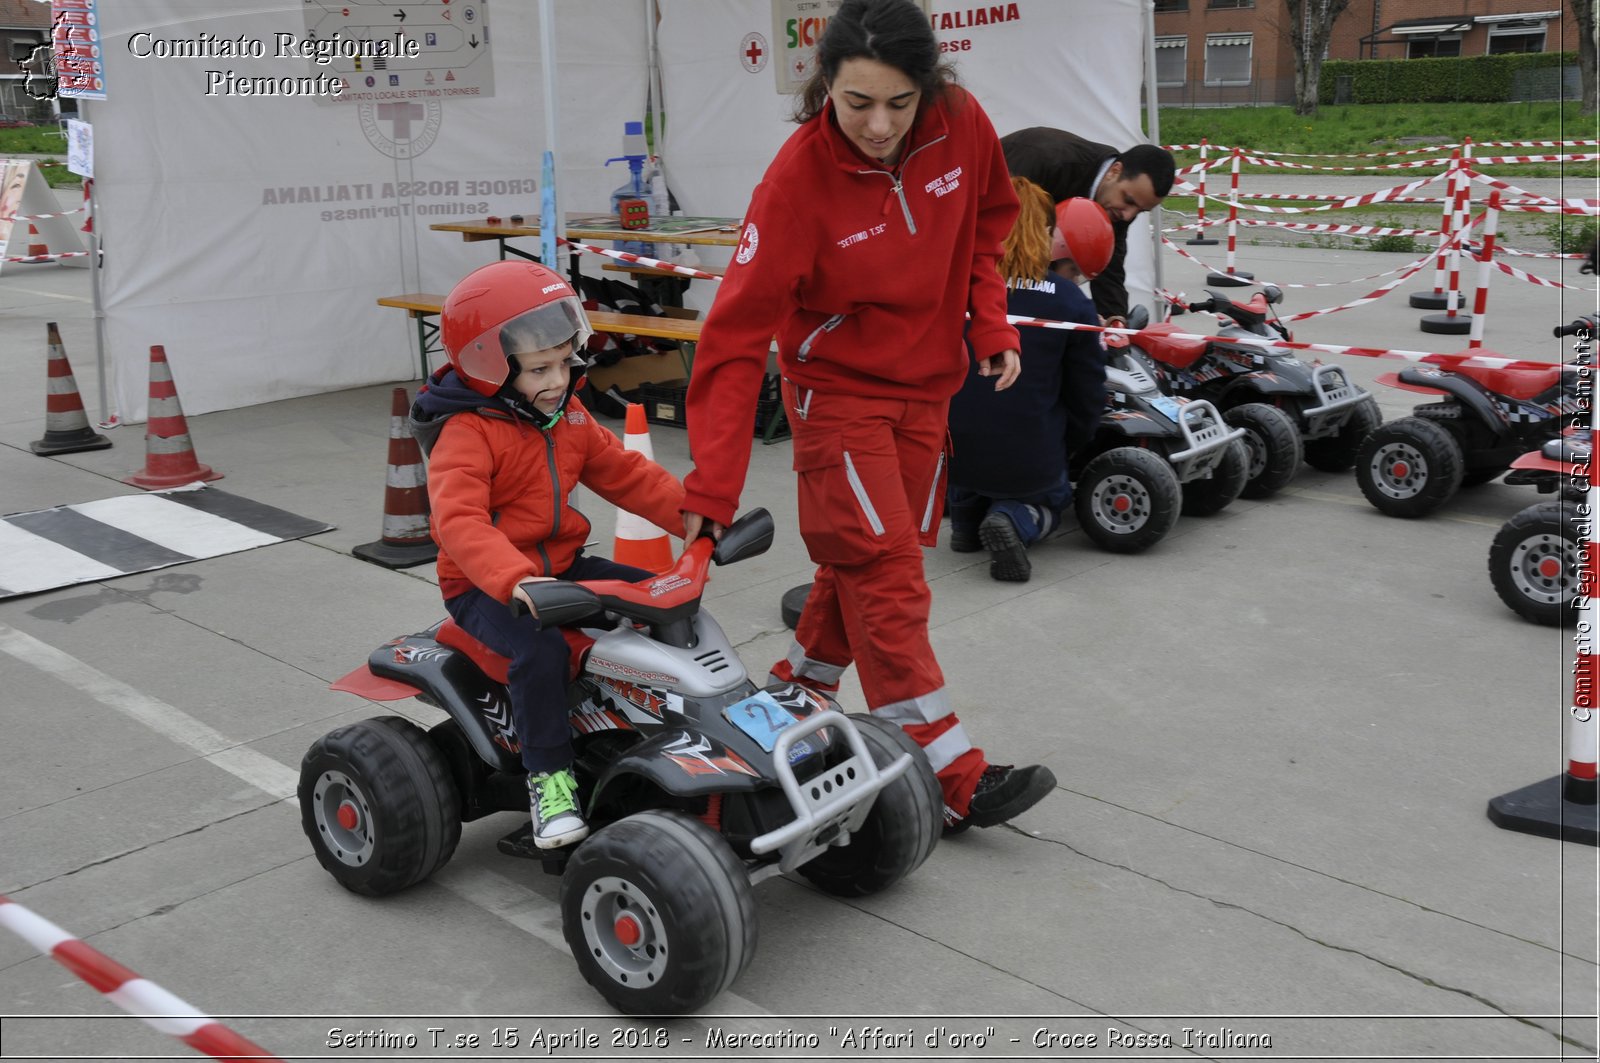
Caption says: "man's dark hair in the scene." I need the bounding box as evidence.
[795,0,957,124]
[1117,144,1175,198]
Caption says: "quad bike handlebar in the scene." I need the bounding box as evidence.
[1553,315,1598,339]
[510,508,775,630]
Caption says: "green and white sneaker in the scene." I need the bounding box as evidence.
[528,768,589,849]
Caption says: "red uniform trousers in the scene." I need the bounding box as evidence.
[768,381,988,819]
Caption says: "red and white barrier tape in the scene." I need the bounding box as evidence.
[1466,170,1600,213]
[1167,140,1597,159]
[12,207,88,222]
[1161,233,1443,291]
[3,251,93,264]
[1231,218,1442,238]
[1492,259,1597,292]
[0,895,284,1063]
[1171,170,1448,214]
[1008,311,1564,373]
[1238,152,1600,172]
[562,239,722,281]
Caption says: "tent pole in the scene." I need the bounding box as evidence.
[79,97,110,424]
[538,0,562,272]
[1142,0,1164,315]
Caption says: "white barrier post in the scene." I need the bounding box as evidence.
[1410,148,1460,308]
[1187,137,1218,247]
[1421,155,1474,336]
[1488,321,1599,846]
[1206,146,1254,286]
[1465,190,1501,350]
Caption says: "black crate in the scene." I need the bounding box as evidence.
[639,374,789,441]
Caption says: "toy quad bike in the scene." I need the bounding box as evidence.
[1356,314,1597,519]
[1488,430,1587,626]
[1085,315,1250,552]
[1130,287,1380,498]
[298,510,942,1015]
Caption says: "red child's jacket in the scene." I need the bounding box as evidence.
[423,399,686,603]
[683,86,1021,526]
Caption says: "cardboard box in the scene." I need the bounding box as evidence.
[586,350,689,394]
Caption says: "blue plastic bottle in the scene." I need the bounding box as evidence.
[605,121,654,258]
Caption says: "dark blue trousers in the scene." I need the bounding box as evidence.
[444,553,652,774]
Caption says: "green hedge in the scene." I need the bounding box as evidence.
[1318,51,1576,105]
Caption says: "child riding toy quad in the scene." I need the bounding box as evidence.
[1356,314,1597,519]
[298,509,942,1015]
[1130,287,1380,498]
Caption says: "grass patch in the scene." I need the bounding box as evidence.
[1156,101,1598,180]
[0,124,67,155]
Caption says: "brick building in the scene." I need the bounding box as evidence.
[1153,1,1578,105]
[0,0,51,121]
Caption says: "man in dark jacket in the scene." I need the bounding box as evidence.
[1000,127,1175,325]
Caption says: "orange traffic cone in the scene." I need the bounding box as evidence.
[26,222,47,259]
[31,322,111,455]
[123,345,221,489]
[352,387,438,569]
[612,403,674,574]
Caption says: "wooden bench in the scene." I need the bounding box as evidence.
[378,292,785,443]
[379,292,703,373]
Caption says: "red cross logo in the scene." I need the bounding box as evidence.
[740,32,768,74]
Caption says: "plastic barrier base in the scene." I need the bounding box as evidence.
[1487,775,1598,846]
[1408,290,1464,310]
[1206,270,1255,287]
[1420,312,1474,335]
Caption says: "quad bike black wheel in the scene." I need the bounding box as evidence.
[1226,403,1303,499]
[780,583,811,631]
[1489,501,1580,627]
[561,810,756,1016]
[1074,446,1181,553]
[1180,439,1249,517]
[298,716,462,896]
[797,714,942,897]
[1303,398,1382,473]
[1355,416,1465,518]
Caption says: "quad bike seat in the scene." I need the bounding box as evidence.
[434,617,595,684]
[1424,353,1563,401]
[1135,322,1211,370]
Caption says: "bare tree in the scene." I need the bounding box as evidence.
[1284,0,1351,116]
[1574,0,1598,115]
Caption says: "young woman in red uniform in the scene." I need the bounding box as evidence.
[681,0,1054,833]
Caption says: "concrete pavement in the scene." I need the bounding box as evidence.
[0,188,1596,1061]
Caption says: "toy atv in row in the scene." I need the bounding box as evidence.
[1127,287,1380,499]
[1357,315,1596,520]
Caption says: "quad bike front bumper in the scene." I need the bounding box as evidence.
[747,710,912,875]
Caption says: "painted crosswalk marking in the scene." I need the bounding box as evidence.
[0,485,333,600]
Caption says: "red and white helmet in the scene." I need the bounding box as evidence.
[441,260,592,397]
[1049,197,1115,280]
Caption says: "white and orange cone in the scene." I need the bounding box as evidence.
[30,322,111,455]
[123,345,221,489]
[25,221,47,259]
[612,403,674,574]
[353,387,437,569]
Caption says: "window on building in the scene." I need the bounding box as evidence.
[1204,33,1252,85]
[1153,0,1188,11]
[1207,0,1254,9]
[1407,35,1462,59]
[1487,24,1547,54]
[1155,37,1187,85]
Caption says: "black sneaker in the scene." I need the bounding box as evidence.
[949,523,981,553]
[979,510,1031,582]
[964,763,1055,828]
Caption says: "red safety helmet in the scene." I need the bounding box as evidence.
[1049,197,1114,280]
[440,260,592,397]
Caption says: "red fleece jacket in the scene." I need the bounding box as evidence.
[427,400,686,603]
[683,87,1020,526]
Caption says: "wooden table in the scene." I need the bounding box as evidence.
[432,213,741,307]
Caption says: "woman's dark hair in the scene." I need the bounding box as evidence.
[794,0,957,124]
